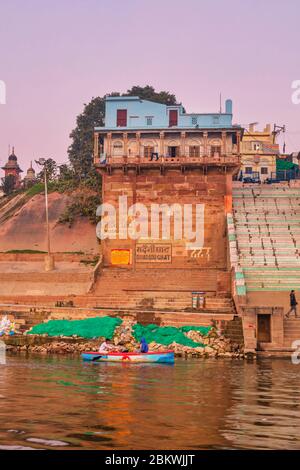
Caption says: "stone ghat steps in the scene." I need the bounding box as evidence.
[0,292,233,314]
[0,272,92,282]
[159,312,235,327]
[6,310,50,333]
[3,306,236,330]
[284,319,300,345]
[93,268,220,293]
[0,282,91,296]
[75,293,233,311]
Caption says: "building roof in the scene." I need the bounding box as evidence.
[1,148,23,173]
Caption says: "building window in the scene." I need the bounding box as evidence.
[113,141,123,156]
[144,146,155,159]
[245,167,253,174]
[189,146,200,158]
[252,142,261,151]
[191,116,197,125]
[116,109,127,127]
[210,145,221,157]
[169,110,178,127]
[146,117,153,126]
[212,115,220,125]
[261,167,268,174]
[168,146,180,158]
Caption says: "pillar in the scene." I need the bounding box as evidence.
[222,131,227,156]
[107,132,112,159]
[136,132,141,159]
[236,131,241,154]
[180,131,186,158]
[203,132,208,156]
[159,132,165,158]
[123,132,128,159]
[94,132,99,163]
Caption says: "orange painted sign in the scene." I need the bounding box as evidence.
[111,249,131,265]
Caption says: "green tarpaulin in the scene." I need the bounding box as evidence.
[27,316,122,339]
[276,159,298,171]
[132,324,212,348]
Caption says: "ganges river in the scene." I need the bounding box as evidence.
[0,354,300,450]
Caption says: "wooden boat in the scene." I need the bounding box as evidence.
[81,350,174,364]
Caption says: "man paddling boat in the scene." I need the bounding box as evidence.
[98,338,114,353]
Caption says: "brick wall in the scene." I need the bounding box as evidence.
[101,168,230,271]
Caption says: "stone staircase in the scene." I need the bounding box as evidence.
[284,318,300,347]
[0,266,235,331]
[6,309,50,333]
[232,184,300,292]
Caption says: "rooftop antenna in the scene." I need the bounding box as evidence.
[219,92,222,113]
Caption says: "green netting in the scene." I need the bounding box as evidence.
[27,316,122,339]
[276,159,298,171]
[132,324,211,348]
[181,325,212,336]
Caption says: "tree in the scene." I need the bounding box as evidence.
[124,85,178,105]
[1,175,16,195]
[59,163,75,180]
[68,86,181,176]
[68,97,105,178]
[36,158,58,182]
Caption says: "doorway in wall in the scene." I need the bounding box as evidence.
[168,146,180,158]
[257,314,271,343]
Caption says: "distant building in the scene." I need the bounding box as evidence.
[1,147,23,188]
[23,161,36,187]
[239,124,279,182]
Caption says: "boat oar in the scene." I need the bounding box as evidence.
[91,354,103,361]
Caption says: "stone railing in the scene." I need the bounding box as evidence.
[95,154,240,167]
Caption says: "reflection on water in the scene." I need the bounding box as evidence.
[0,354,300,449]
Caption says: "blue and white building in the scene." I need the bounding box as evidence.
[94,95,243,165]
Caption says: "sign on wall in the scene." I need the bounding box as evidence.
[111,249,131,265]
[136,243,172,263]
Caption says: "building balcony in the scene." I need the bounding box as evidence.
[94,153,241,172]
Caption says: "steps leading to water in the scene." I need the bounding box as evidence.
[232,185,300,292]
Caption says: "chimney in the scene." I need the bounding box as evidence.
[225,99,232,114]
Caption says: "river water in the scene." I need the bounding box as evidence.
[0,354,300,450]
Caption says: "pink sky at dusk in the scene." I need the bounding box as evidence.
[1,0,300,175]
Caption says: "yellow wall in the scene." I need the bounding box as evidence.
[240,124,278,181]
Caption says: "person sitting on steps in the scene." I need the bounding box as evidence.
[286,290,298,318]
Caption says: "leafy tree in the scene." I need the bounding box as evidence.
[68,97,105,178]
[68,86,181,176]
[59,163,75,180]
[36,158,58,182]
[124,85,178,105]
[1,174,16,195]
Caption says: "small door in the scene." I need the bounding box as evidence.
[169,110,178,126]
[257,314,271,343]
[116,109,127,127]
[168,146,180,158]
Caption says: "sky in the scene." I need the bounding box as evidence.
[1,0,300,174]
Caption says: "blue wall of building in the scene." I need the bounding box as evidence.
[99,96,234,130]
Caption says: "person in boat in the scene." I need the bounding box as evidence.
[98,338,114,353]
[140,337,149,354]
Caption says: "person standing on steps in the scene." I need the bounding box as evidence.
[286,290,298,318]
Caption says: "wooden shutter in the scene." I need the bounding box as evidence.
[117,109,127,127]
[169,110,178,127]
